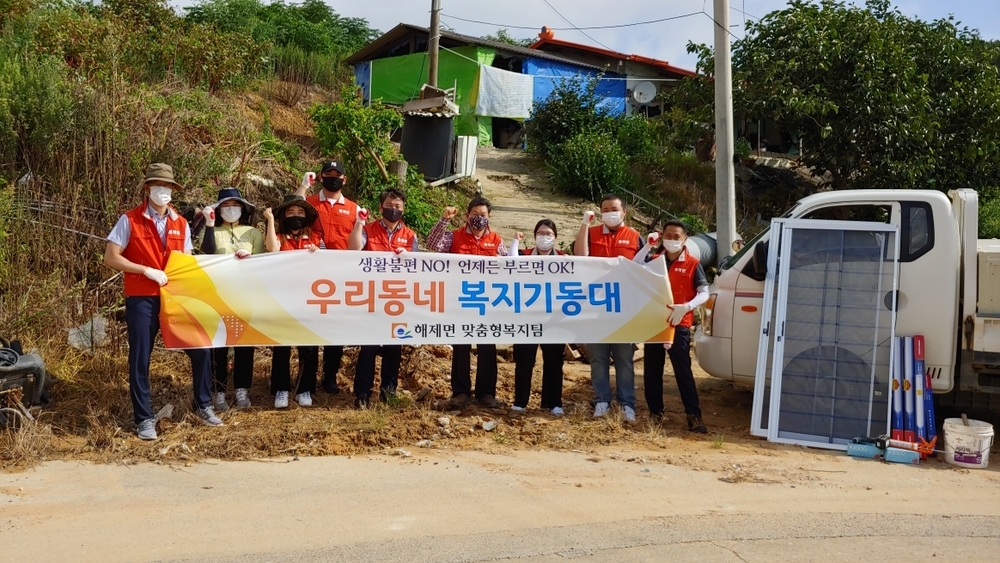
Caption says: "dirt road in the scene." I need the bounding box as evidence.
[473,147,594,250]
[3,446,999,562]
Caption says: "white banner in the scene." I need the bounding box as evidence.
[160,250,674,348]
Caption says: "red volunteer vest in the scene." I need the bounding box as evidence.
[588,225,641,259]
[523,248,566,256]
[121,202,188,297]
[307,193,358,250]
[279,231,321,251]
[363,221,416,252]
[657,248,700,328]
[450,227,502,256]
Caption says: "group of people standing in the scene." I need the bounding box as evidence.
[104,161,709,441]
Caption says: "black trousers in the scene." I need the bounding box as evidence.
[270,346,318,395]
[451,344,497,399]
[354,345,402,400]
[643,327,701,417]
[211,346,254,392]
[513,343,565,408]
[322,345,344,386]
[126,296,211,424]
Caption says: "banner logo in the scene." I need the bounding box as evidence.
[392,323,413,340]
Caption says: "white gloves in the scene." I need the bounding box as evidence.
[663,342,673,350]
[143,267,168,287]
[647,232,660,246]
[582,211,595,225]
[301,172,316,189]
[235,249,251,259]
[668,303,691,326]
[357,208,369,224]
[202,206,215,228]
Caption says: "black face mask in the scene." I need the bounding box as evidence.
[283,216,307,232]
[322,176,344,192]
[381,207,403,223]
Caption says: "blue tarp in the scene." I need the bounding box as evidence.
[524,58,627,116]
[354,61,371,105]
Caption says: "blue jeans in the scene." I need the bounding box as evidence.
[588,343,636,409]
[126,296,212,424]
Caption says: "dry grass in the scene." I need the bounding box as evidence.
[0,338,761,472]
[0,420,54,469]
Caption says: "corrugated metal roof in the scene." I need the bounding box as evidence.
[346,23,608,73]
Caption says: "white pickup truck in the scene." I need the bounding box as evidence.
[695,188,1000,416]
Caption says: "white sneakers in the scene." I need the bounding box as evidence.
[274,391,289,409]
[235,388,250,409]
[510,405,526,413]
[593,403,635,422]
[275,391,312,408]
[213,392,229,413]
[551,407,565,416]
[623,406,637,424]
[593,402,610,418]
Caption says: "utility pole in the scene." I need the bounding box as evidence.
[428,0,442,88]
[713,0,739,260]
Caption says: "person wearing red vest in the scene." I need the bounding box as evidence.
[104,163,221,440]
[427,197,511,409]
[263,195,322,409]
[509,219,567,416]
[634,220,710,433]
[573,194,643,423]
[297,160,360,395]
[348,189,418,408]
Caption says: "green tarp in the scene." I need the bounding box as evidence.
[370,46,495,145]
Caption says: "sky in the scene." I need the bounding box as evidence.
[171,0,999,70]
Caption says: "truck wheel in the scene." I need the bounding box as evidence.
[933,388,1000,428]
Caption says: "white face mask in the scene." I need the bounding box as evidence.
[601,211,623,228]
[535,235,555,252]
[220,206,242,224]
[148,186,172,206]
[663,240,684,253]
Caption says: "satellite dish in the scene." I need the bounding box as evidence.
[632,81,657,105]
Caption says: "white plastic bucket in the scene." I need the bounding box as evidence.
[943,418,994,469]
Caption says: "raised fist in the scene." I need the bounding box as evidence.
[357,208,369,223]
[582,210,595,225]
[202,206,216,227]
[442,206,458,221]
[647,232,660,246]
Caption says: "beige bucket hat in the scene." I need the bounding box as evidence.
[139,163,184,192]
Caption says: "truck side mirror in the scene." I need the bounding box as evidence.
[742,241,768,282]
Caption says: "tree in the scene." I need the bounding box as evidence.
[732,0,1000,194]
[482,29,534,47]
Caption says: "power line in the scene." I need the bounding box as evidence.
[440,11,705,31]
[732,3,758,22]
[539,0,614,51]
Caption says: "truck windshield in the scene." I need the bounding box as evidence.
[719,203,801,270]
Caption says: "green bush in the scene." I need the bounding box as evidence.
[0,44,75,170]
[310,88,404,204]
[609,115,663,164]
[547,131,631,202]
[526,76,611,158]
[980,195,1000,239]
[272,45,346,89]
[185,0,379,56]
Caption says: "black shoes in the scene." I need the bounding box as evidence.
[687,414,708,434]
